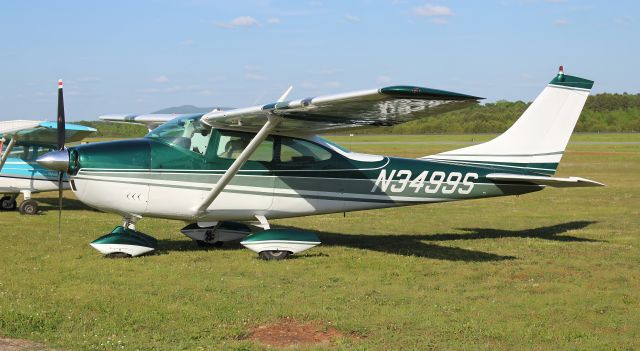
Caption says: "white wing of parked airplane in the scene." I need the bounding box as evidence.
[99,114,188,131]
[200,86,482,133]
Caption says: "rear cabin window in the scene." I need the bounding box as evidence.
[216,131,274,162]
[279,137,332,163]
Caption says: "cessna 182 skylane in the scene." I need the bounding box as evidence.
[38,67,603,259]
[0,117,96,214]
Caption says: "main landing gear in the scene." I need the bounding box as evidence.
[87,216,322,260]
[181,217,322,261]
[1,192,40,215]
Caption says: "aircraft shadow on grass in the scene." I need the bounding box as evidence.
[36,197,96,211]
[157,220,599,262]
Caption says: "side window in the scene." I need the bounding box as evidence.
[216,131,274,162]
[279,137,332,163]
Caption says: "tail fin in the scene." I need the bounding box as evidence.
[424,66,593,175]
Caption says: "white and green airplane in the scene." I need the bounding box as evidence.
[37,66,603,259]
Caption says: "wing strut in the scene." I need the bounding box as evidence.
[192,116,280,217]
[0,136,17,171]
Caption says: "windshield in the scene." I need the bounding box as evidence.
[145,114,212,155]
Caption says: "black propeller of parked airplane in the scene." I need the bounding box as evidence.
[56,79,65,238]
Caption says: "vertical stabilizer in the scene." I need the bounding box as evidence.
[423,67,594,175]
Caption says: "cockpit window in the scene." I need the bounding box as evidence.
[145,115,212,156]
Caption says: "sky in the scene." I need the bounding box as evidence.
[0,0,638,121]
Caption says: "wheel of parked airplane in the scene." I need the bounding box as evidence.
[105,252,132,259]
[1,196,17,211]
[259,250,291,261]
[196,240,224,248]
[18,200,38,215]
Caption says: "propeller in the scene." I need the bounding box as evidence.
[56,79,65,239]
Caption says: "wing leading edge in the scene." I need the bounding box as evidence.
[201,85,482,133]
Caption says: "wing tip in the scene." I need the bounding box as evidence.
[379,85,483,101]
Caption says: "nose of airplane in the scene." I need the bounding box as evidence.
[37,150,70,172]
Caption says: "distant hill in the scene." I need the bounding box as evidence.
[152,105,231,114]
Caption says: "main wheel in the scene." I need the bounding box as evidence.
[1,196,17,211]
[105,252,132,259]
[18,200,38,215]
[259,250,291,261]
[196,240,224,248]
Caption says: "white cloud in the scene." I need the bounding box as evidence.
[267,17,281,24]
[412,4,454,24]
[554,18,570,26]
[345,13,360,22]
[323,81,341,88]
[217,16,259,29]
[199,90,215,96]
[413,4,454,17]
[182,39,195,46]
[152,75,170,83]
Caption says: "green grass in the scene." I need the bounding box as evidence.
[1,134,638,350]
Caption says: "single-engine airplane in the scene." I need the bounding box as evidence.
[38,67,603,259]
[1,115,96,214]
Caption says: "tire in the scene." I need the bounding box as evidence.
[259,250,291,261]
[1,196,17,211]
[18,200,38,215]
[105,252,132,259]
[196,240,224,248]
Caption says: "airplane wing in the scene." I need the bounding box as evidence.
[200,86,482,133]
[0,120,97,145]
[99,114,186,131]
[486,173,605,188]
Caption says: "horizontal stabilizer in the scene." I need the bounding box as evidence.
[487,173,605,188]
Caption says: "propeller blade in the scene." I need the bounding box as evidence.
[57,79,65,151]
[56,79,65,239]
[58,172,63,240]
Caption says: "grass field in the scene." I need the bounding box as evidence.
[1,134,638,350]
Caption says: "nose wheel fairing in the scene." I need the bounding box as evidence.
[90,226,158,258]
